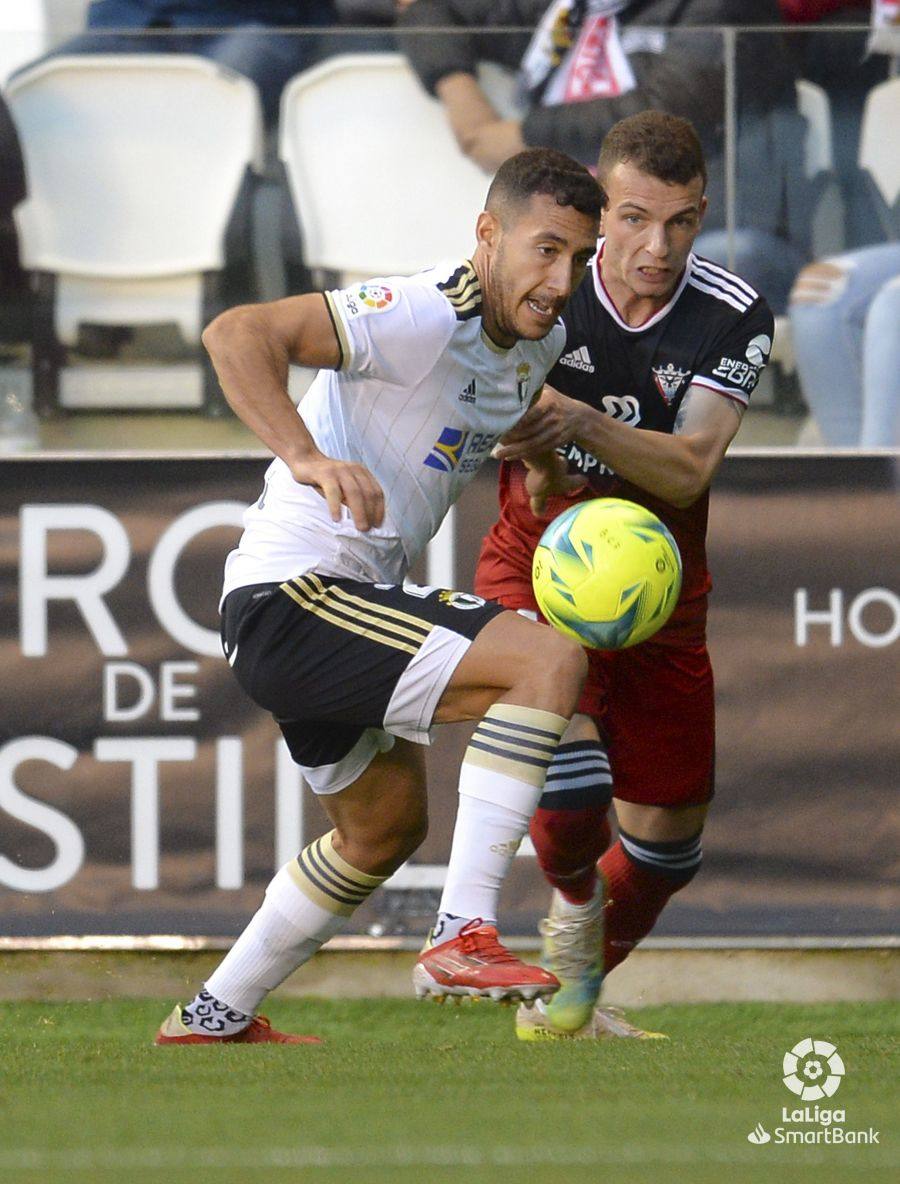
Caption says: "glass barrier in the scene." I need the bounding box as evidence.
[0,22,896,452]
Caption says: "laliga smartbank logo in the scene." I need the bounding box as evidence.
[746,1039,881,1148]
[782,1036,844,1100]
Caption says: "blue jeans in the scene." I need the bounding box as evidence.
[789,244,900,447]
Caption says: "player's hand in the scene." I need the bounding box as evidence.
[493,385,583,461]
[524,453,587,517]
[290,456,385,531]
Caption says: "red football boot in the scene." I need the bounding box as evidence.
[154,1005,322,1045]
[413,919,559,1003]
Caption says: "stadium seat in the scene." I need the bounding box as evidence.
[858,75,900,241]
[278,53,492,282]
[796,77,844,258]
[0,2,48,86]
[767,79,840,404]
[6,53,264,414]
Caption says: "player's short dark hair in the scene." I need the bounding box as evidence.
[486,147,604,222]
[597,111,707,197]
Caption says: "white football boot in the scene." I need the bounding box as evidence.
[516,1002,668,1042]
[533,885,605,1033]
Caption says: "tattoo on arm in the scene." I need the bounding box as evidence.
[674,387,744,437]
[673,399,690,436]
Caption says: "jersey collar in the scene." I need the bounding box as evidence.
[591,238,692,332]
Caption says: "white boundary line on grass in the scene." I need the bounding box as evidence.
[0,1144,894,1171]
[0,934,896,953]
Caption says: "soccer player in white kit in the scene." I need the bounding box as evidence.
[155,148,603,1044]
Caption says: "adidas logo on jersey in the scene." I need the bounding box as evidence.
[458,379,477,404]
[559,346,594,373]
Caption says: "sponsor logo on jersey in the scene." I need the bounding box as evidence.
[516,362,532,404]
[424,427,469,472]
[746,334,772,366]
[357,283,394,310]
[711,355,762,391]
[559,345,595,373]
[424,428,499,473]
[652,362,691,405]
[458,379,477,404]
[340,283,394,318]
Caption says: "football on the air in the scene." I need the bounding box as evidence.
[532,498,682,650]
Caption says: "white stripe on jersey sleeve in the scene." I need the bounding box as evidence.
[687,275,751,313]
[690,376,751,406]
[692,257,759,302]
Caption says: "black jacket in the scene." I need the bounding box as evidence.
[398,0,807,243]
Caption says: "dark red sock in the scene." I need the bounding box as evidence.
[530,807,612,904]
[600,837,697,973]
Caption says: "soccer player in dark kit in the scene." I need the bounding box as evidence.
[467,110,774,1040]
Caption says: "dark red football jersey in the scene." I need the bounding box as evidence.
[477,244,775,646]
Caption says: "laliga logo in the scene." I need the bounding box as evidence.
[783,1038,845,1100]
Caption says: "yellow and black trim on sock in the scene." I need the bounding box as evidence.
[464,704,568,788]
[289,830,388,917]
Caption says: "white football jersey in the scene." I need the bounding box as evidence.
[222,261,566,598]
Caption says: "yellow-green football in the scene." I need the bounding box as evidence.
[532,498,682,650]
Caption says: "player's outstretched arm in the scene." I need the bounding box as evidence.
[202,295,384,530]
[495,384,744,509]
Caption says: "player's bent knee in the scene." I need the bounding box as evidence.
[337,815,427,876]
[363,797,428,866]
[529,629,588,691]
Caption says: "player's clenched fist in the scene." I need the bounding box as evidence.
[494,386,585,461]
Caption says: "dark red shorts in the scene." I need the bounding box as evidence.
[475,568,715,808]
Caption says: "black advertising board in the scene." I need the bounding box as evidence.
[1,455,897,938]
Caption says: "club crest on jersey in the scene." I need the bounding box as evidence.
[652,362,690,405]
[516,363,532,404]
[424,427,469,472]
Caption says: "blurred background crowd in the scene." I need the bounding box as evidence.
[0,0,897,450]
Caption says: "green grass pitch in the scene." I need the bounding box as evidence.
[0,1000,896,1184]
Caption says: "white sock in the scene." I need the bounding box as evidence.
[432,913,469,943]
[437,704,567,928]
[553,883,604,917]
[202,831,388,1017]
[181,988,253,1037]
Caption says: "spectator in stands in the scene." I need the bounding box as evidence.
[778,0,890,249]
[398,1,810,311]
[0,95,27,350]
[54,2,342,125]
[790,246,900,446]
[788,2,899,446]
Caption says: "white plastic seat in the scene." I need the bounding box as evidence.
[0,1,48,87]
[768,79,840,394]
[858,75,900,240]
[279,53,491,281]
[6,53,264,412]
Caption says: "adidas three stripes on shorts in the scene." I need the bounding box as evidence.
[221,576,505,793]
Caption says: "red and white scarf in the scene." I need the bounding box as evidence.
[520,0,637,106]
